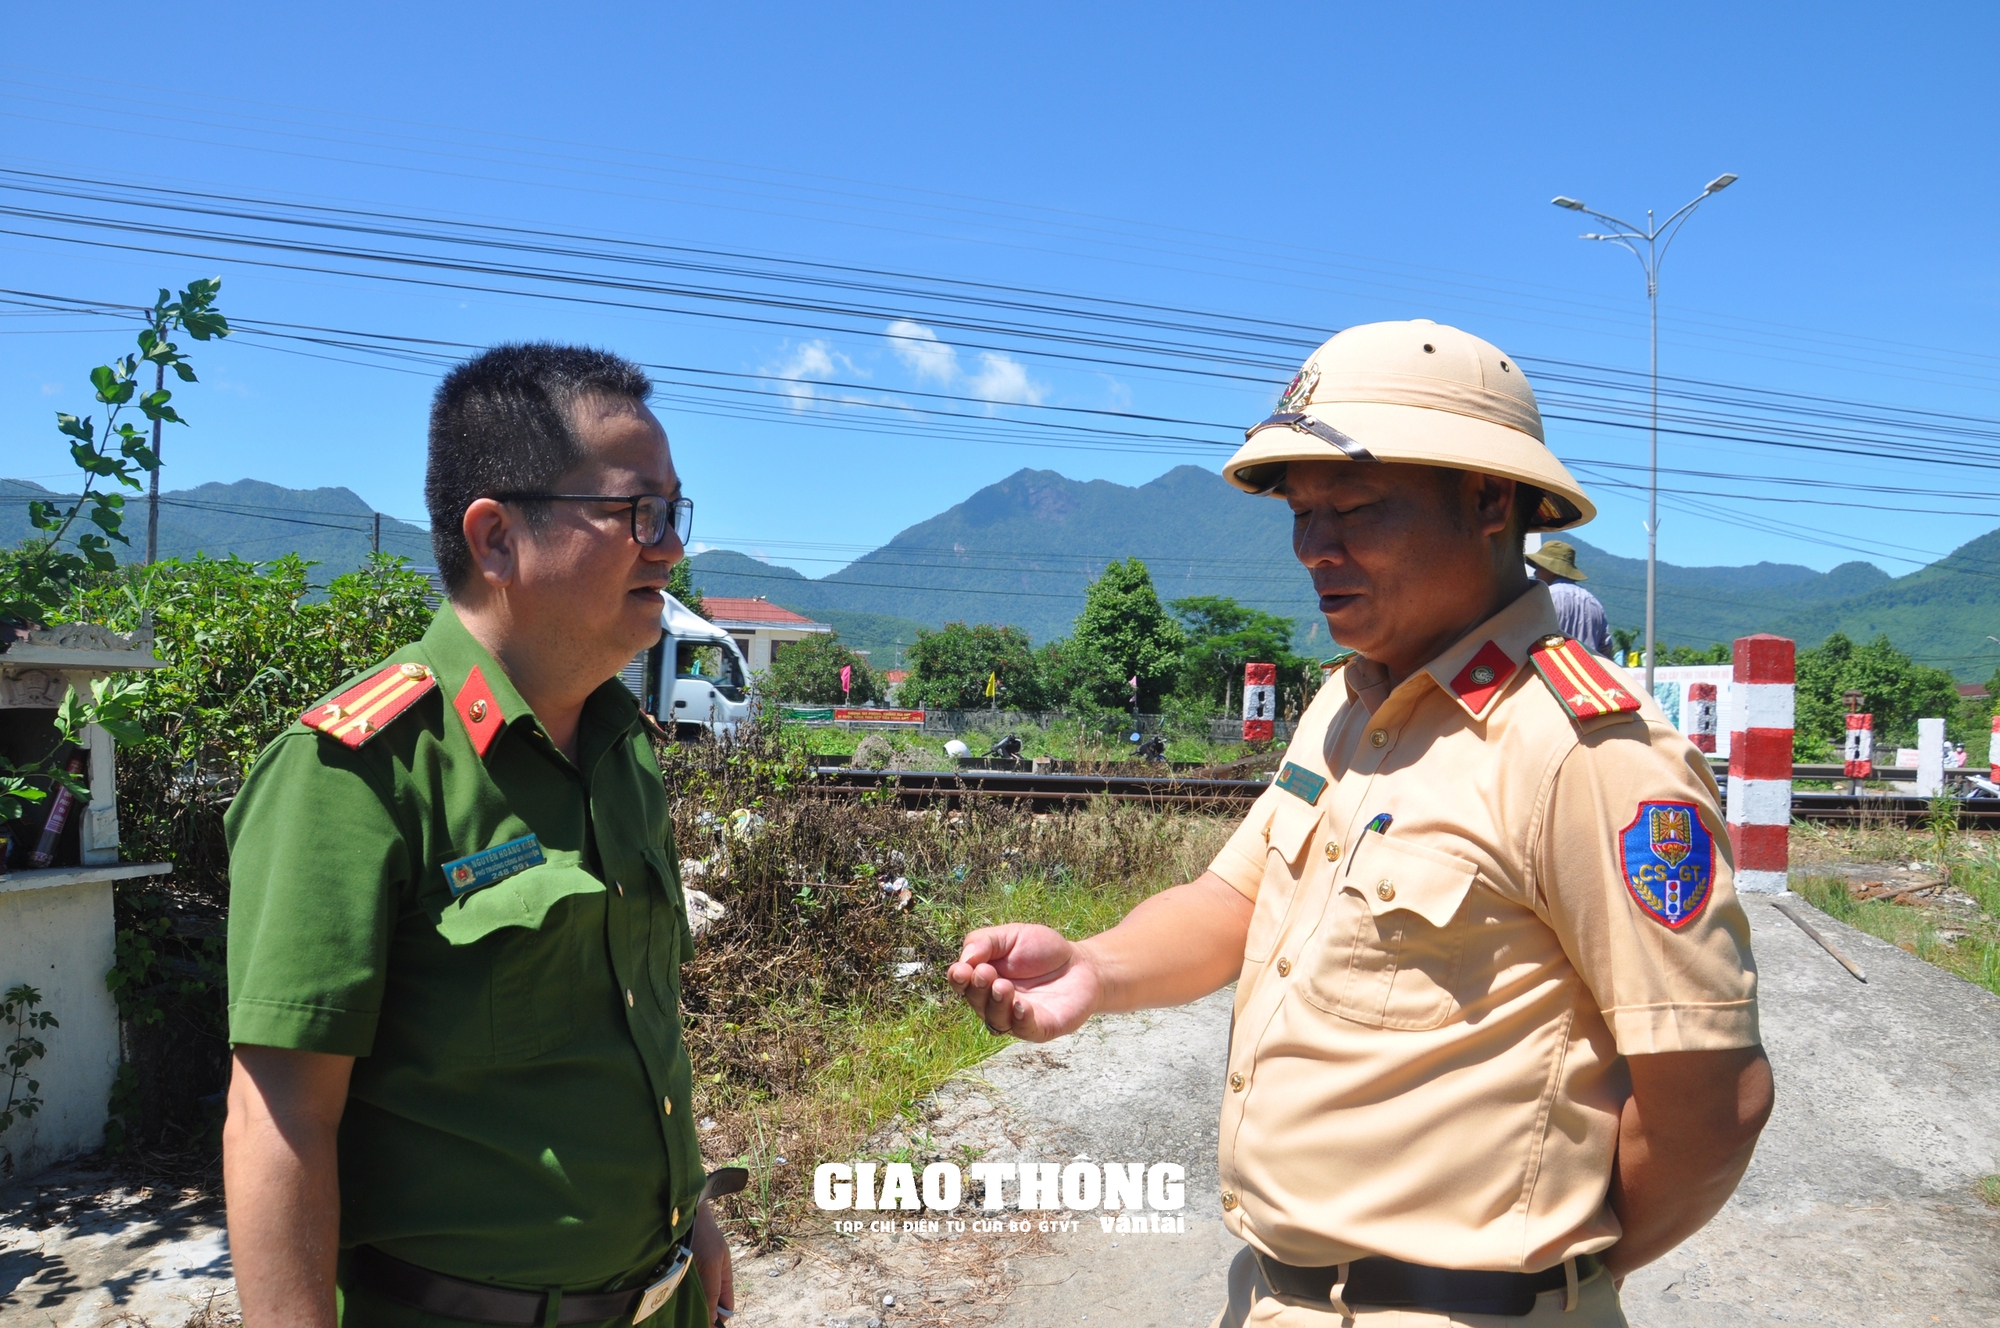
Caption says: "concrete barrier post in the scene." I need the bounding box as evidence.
[1915,717,1946,797]
[1728,634,1795,896]
[1242,663,1276,743]
[1843,713,1874,794]
[1686,682,1718,753]
[1990,714,2000,784]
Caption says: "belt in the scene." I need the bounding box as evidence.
[1254,1252,1599,1318]
[348,1168,749,1326]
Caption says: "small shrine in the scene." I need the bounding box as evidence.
[0,621,169,1177]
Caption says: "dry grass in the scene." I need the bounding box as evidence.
[1787,820,2000,999]
[660,726,1234,1243]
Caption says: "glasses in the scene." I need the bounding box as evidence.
[495,493,692,547]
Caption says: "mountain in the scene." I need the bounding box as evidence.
[687,466,1998,677]
[688,465,1329,647]
[0,478,433,574]
[1560,537,1892,649]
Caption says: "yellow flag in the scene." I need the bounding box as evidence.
[985,671,998,698]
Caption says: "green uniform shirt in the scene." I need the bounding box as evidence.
[225,605,706,1302]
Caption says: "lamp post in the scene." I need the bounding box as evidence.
[1551,174,1737,695]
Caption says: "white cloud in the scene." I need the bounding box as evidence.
[766,339,856,409]
[884,320,1047,409]
[967,352,1046,406]
[885,320,959,384]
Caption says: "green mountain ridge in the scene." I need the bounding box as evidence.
[689,466,1997,678]
[0,477,433,574]
[8,468,1993,678]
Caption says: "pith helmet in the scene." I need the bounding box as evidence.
[1223,319,1595,531]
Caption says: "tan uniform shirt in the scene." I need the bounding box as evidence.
[1208,584,1758,1273]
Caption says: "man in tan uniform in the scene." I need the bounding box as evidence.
[949,320,1772,1326]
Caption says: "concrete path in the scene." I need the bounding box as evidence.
[965,899,2000,1327]
[8,896,2000,1326]
[0,1168,232,1328]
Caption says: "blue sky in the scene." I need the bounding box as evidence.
[3,1,1996,585]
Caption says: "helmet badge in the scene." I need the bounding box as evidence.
[1275,363,1320,414]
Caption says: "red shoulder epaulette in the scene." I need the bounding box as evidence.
[302,660,438,748]
[1527,634,1643,722]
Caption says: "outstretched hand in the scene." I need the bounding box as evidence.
[947,923,1103,1043]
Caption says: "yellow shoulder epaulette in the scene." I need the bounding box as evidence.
[1527,634,1642,722]
[302,660,438,748]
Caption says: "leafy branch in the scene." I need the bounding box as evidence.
[0,983,58,1176]
[4,279,229,623]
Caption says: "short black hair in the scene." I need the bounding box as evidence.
[425,343,653,593]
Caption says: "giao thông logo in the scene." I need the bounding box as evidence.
[816,1161,1189,1237]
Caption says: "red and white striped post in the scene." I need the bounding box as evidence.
[1989,714,2000,784]
[1243,663,1276,742]
[1727,634,1795,895]
[1686,682,1718,754]
[1844,713,1874,781]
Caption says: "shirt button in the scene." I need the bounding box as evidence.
[1275,958,1292,977]
[1369,729,1389,748]
[626,988,635,1007]
[1324,841,1342,862]
[1229,1071,1246,1091]
[616,881,626,897]
[1221,1191,1239,1211]
[672,1207,680,1227]
[663,1097,673,1115]
[1377,880,1396,901]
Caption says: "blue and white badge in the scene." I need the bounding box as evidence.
[1619,801,1713,929]
[442,834,546,898]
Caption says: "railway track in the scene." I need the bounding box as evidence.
[810,768,2000,827]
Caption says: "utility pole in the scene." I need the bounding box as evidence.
[1551,174,1738,696]
[144,356,164,564]
[372,511,382,556]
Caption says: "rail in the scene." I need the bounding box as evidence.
[807,768,2000,826]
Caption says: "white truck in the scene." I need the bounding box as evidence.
[618,593,753,740]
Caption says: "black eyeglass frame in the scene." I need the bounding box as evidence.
[493,492,692,547]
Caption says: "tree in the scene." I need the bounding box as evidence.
[900,622,1045,711]
[761,633,884,705]
[1170,595,1310,713]
[1056,559,1185,711]
[2,279,228,622]
[1793,632,1962,760]
[666,561,705,619]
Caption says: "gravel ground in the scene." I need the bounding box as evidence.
[6,892,1998,1327]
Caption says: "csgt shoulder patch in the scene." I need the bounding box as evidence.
[1529,634,1642,722]
[1619,800,1714,929]
[304,661,436,748]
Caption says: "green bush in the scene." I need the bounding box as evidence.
[900,621,1045,711]
[55,554,434,1154]
[762,632,884,705]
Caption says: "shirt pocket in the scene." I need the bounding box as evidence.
[642,847,693,1013]
[1244,798,1322,963]
[433,860,605,1062]
[1298,837,1477,1030]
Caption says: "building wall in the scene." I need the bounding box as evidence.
[0,878,120,1176]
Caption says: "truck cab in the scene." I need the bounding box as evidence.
[619,593,753,740]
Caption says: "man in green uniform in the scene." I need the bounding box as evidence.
[222,344,732,1328]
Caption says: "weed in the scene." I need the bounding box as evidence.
[1979,1175,2000,1208]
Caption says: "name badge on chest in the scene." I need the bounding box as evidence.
[442,834,546,898]
[1274,762,1327,805]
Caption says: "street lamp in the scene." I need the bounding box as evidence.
[1550,173,1737,695]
